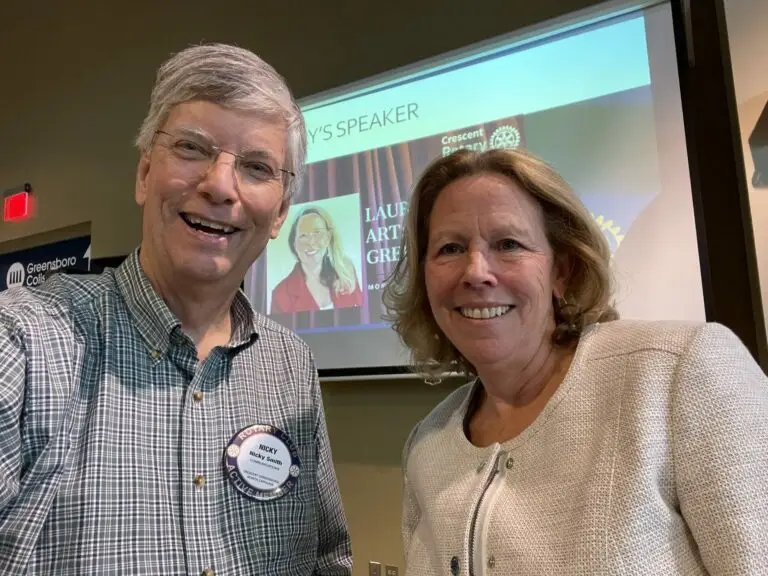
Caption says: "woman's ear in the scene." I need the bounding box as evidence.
[552,253,571,299]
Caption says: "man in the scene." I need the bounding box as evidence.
[0,44,352,575]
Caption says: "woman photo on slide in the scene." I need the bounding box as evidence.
[270,205,363,314]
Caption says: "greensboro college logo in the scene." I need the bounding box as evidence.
[6,262,25,288]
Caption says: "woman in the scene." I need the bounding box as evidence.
[383,148,768,575]
[271,205,363,314]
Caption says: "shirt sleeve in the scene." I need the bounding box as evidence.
[309,353,353,576]
[672,322,768,574]
[0,310,26,514]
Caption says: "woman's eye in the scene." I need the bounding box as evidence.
[437,243,463,256]
[498,238,521,251]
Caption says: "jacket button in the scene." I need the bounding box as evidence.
[450,556,459,575]
[505,456,514,470]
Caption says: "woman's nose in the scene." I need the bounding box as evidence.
[462,251,497,287]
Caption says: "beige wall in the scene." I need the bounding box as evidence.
[322,377,466,572]
[0,0,603,573]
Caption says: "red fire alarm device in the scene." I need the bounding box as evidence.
[3,183,35,222]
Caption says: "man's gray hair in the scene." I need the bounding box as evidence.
[135,43,307,201]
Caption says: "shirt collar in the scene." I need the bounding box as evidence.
[116,249,259,356]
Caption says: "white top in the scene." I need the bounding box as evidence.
[471,452,508,576]
[401,320,768,575]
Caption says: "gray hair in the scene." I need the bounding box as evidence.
[135,43,307,201]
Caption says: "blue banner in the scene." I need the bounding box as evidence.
[1,235,91,291]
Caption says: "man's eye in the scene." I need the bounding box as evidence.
[173,140,209,158]
[243,162,276,179]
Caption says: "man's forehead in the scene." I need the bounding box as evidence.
[164,101,287,151]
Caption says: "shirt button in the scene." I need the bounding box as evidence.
[450,556,459,575]
[488,555,496,569]
[505,456,514,470]
[194,474,206,488]
[202,569,214,576]
[149,350,161,359]
[193,391,204,402]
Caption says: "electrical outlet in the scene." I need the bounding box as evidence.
[369,561,382,576]
[385,566,399,576]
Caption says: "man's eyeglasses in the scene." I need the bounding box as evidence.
[152,129,294,190]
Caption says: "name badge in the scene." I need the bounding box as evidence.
[223,424,301,501]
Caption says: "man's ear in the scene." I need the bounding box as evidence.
[135,152,151,207]
[270,199,290,239]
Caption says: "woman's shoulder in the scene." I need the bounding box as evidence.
[581,318,738,358]
[272,263,302,292]
[405,380,475,446]
[579,319,759,385]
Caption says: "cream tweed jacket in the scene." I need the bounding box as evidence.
[402,320,768,575]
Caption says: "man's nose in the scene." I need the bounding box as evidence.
[198,153,239,204]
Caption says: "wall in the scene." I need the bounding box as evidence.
[0,0,604,258]
[0,0,604,574]
[322,377,466,572]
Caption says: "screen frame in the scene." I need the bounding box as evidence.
[297,0,661,114]
[284,0,690,379]
[668,0,768,369]
[244,0,768,377]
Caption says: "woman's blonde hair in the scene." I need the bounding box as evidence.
[289,205,358,295]
[382,148,618,377]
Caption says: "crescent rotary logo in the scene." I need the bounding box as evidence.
[489,125,521,150]
[6,262,25,288]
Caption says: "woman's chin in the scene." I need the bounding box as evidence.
[460,342,519,372]
[300,254,324,267]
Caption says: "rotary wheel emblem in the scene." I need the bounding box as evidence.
[489,125,521,150]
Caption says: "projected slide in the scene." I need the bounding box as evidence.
[244,5,705,372]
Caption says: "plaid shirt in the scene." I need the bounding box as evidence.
[0,250,352,575]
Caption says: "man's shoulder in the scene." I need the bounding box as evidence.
[249,307,312,355]
[0,270,119,327]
